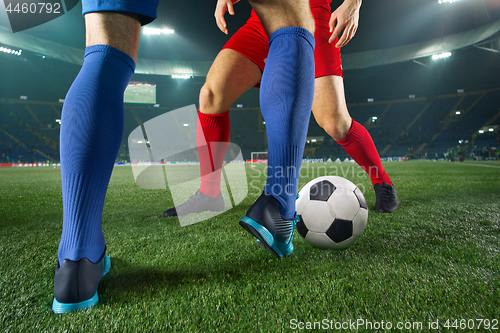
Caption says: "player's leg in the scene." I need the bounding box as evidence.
[163,49,262,217]
[247,0,314,36]
[54,1,158,313]
[84,12,141,61]
[312,76,352,140]
[239,0,315,257]
[199,49,262,115]
[58,11,140,269]
[312,75,399,213]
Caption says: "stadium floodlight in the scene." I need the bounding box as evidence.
[438,0,459,3]
[171,74,191,79]
[55,119,61,124]
[143,27,174,35]
[0,46,22,56]
[183,123,189,127]
[311,139,317,142]
[455,111,461,115]
[372,116,378,122]
[489,128,494,132]
[478,130,484,134]
[432,52,452,60]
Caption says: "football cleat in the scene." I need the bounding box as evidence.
[52,251,111,314]
[239,192,298,258]
[374,182,399,213]
[163,190,224,217]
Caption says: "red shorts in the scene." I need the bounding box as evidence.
[222,6,343,80]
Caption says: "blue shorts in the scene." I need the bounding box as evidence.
[82,0,159,25]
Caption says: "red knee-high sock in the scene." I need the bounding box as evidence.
[197,110,230,197]
[336,119,392,186]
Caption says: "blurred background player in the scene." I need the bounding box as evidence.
[52,1,159,313]
[163,0,398,225]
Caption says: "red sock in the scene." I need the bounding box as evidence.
[336,119,392,186]
[197,110,230,197]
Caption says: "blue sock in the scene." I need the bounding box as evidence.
[58,45,135,263]
[261,27,315,219]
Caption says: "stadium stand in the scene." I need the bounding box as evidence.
[0,101,61,163]
[1,86,498,163]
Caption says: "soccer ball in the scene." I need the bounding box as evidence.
[296,176,368,250]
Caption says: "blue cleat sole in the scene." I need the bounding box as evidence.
[239,216,293,258]
[52,292,99,314]
[52,254,111,314]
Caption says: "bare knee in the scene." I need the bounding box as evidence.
[199,83,224,115]
[317,117,352,141]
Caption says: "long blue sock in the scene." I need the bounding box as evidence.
[261,27,315,219]
[58,45,135,263]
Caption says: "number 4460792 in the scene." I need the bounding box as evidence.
[443,319,498,330]
[5,2,61,14]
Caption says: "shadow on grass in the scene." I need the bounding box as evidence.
[98,254,278,306]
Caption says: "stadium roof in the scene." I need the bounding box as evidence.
[1,19,499,75]
[342,18,500,70]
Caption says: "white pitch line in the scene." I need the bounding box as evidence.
[460,163,500,169]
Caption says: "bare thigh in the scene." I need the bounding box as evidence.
[312,75,352,140]
[85,12,141,61]
[247,0,314,36]
[200,49,262,114]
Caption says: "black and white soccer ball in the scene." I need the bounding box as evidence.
[296,176,368,250]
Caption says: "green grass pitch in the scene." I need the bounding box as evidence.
[1,161,499,331]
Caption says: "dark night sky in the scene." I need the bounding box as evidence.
[1,0,499,62]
